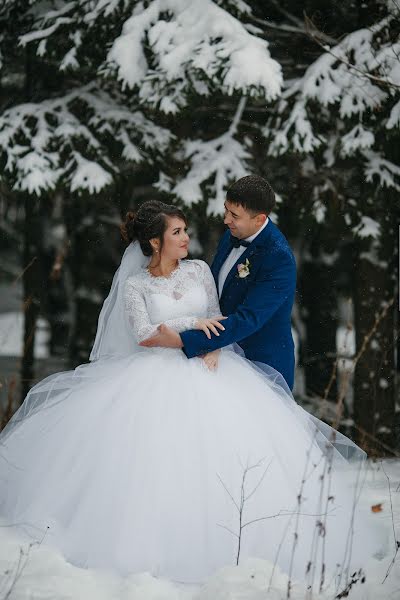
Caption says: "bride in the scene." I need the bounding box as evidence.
[0,200,387,588]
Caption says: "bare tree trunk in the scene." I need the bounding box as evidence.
[21,195,43,400]
[20,45,42,402]
[353,242,396,456]
[301,249,338,401]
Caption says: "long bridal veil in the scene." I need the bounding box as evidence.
[89,241,149,361]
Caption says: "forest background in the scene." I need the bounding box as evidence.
[0,0,399,458]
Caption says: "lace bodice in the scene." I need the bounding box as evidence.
[123,259,221,343]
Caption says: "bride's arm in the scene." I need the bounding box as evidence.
[197,260,223,320]
[124,279,225,344]
[196,260,224,369]
[124,279,198,343]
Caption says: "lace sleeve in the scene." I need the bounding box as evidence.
[195,260,222,318]
[124,279,198,343]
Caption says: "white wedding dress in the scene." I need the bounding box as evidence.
[0,258,387,586]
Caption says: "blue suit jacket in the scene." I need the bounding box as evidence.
[180,220,297,390]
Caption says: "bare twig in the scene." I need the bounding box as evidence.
[286,431,324,598]
[12,257,37,286]
[335,459,366,594]
[0,527,49,600]
[249,13,339,45]
[380,461,399,583]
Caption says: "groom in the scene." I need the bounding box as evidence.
[140,175,297,390]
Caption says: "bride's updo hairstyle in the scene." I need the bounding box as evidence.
[121,200,187,256]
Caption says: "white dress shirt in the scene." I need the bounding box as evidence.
[218,217,269,296]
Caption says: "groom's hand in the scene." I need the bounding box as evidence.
[139,324,183,348]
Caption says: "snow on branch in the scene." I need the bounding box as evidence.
[17,0,281,112]
[68,152,112,194]
[264,10,400,193]
[386,98,400,129]
[18,1,77,66]
[169,97,251,214]
[267,12,398,154]
[340,125,375,157]
[274,21,391,148]
[17,1,282,113]
[264,96,323,157]
[0,84,173,195]
[215,0,252,16]
[352,215,381,240]
[17,0,127,72]
[304,12,400,95]
[172,133,251,214]
[363,151,400,192]
[104,0,282,109]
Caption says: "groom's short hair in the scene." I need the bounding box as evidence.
[226,175,275,215]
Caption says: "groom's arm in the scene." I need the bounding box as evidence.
[180,250,296,358]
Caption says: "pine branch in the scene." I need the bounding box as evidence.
[304,13,400,92]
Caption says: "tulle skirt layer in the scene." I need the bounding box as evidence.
[0,348,387,584]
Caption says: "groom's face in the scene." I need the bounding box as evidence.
[224,200,267,240]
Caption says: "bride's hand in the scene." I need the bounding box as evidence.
[202,350,221,371]
[195,316,227,339]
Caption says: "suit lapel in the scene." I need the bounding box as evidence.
[220,219,274,298]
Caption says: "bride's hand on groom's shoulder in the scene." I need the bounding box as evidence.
[195,316,227,339]
[201,350,221,371]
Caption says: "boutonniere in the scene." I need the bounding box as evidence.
[237,258,251,279]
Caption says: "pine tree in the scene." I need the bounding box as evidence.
[262,0,399,451]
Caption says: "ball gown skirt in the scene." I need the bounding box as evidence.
[0,347,387,585]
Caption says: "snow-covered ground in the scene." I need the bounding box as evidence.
[0,459,398,600]
[0,303,397,599]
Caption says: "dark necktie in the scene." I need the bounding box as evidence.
[229,234,251,249]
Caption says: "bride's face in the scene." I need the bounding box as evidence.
[159,216,190,260]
